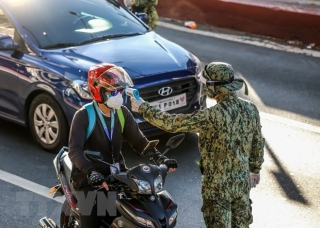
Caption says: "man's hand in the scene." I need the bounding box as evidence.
[131,97,145,112]
[88,171,109,190]
[250,172,260,188]
[162,159,178,173]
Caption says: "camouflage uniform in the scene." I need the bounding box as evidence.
[136,62,265,227]
[131,0,158,30]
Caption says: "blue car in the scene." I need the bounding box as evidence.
[0,0,204,152]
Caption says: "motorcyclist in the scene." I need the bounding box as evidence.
[68,63,178,228]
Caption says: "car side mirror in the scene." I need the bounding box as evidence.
[0,34,17,50]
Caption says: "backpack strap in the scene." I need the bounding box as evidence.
[84,102,96,140]
[84,102,125,140]
[116,108,125,133]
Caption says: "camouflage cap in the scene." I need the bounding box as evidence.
[202,62,243,94]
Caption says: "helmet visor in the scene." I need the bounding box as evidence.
[95,66,134,91]
[110,88,125,96]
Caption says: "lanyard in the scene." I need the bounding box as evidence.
[93,101,116,163]
[93,101,114,141]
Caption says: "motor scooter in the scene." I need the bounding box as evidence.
[39,133,185,228]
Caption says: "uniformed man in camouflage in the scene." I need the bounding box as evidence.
[130,62,265,228]
[124,0,159,31]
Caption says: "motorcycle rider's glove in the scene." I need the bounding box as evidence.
[87,171,105,187]
[162,158,178,169]
[250,172,260,188]
[151,149,167,164]
[143,149,178,169]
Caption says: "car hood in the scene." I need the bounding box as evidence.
[42,32,194,79]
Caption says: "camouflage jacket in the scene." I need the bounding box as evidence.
[132,0,158,8]
[139,93,265,200]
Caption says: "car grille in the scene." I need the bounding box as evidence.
[139,77,198,103]
[135,77,199,131]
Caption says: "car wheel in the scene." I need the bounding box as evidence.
[29,94,68,152]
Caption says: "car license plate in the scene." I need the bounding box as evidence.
[149,93,187,111]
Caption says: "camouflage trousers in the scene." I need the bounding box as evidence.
[147,9,158,31]
[201,194,253,228]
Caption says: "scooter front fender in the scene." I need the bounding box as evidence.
[115,190,178,227]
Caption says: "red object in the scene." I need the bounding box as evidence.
[184,21,197,29]
[88,63,116,103]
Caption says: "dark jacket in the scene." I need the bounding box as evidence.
[69,105,149,189]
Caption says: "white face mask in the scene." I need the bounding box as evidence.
[105,92,123,110]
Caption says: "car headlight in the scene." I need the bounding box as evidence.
[169,209,178,225]
[64,72,92,99]
[71,79,92,99]
[189,52,203,76]
[133,178,151,194]
[121,205,155,227]
[154,174,163,193]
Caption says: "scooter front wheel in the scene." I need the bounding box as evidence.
[60,200,75,228]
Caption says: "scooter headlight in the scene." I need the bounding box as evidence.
[133,178,151,194]
[135,216,155,228]
[189,52,203,76]
[121,205,155,227]
[154,174,163,193]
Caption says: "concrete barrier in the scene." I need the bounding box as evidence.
[156,0,320,44]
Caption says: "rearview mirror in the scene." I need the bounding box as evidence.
[84,150,103,163]
[166,134,185,149]
[0,34,16,50]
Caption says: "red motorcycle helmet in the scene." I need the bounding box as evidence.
[88,63,134,103]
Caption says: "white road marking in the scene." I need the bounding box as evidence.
[158,21,320,58]
[0,169,64,204]
[206,76,320,135]
[207,97,320,135]
[260,112,320,134]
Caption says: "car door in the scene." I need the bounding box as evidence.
[0,10,21,119]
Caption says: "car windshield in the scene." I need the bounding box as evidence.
[2,0,148,49]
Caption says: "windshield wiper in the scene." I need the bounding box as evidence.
[42,43,80,49]
[41,32,143,48]
[80,32,143,45]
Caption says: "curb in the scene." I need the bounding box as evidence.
[158,21,320,58]
[157,0,320,45]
